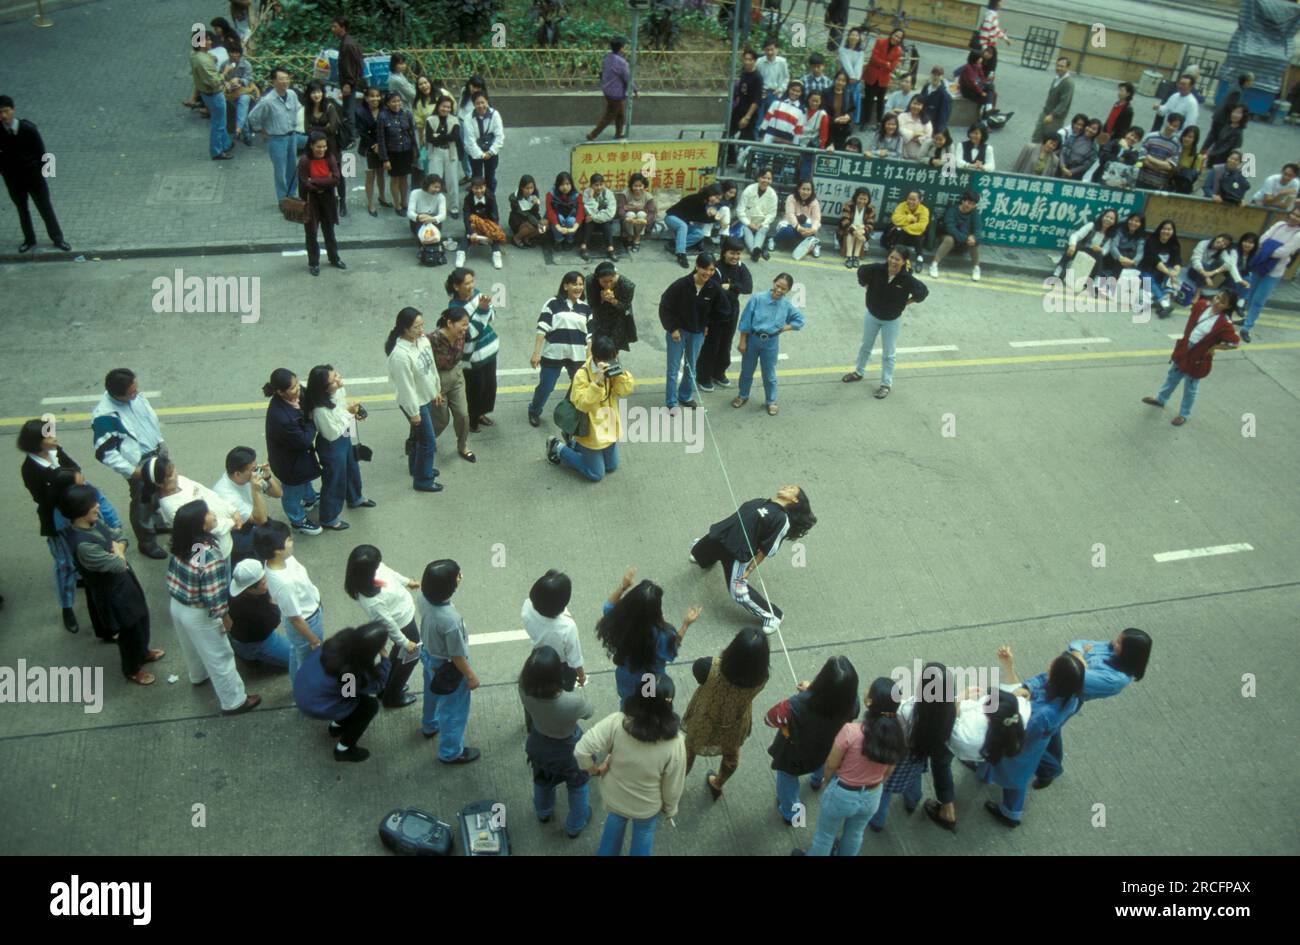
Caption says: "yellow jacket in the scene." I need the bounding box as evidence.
[891,201,930,236]
[571,361,635,450]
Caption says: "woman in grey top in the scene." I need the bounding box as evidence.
[519,646,595,838]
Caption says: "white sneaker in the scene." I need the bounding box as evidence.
[792,236,816,261]
[454,250,466,267]
[492,250,503,269]
[810,239,821,258]
[928,262,939,278]
[916,253,923,265]
[971,265,981,282]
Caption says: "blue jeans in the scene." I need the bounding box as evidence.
[665,329,705,406]
[408,403,437,488]
[738,333,780,404]
[280,480,319,527]
[742,224,770,253]
[199,91,232,158]
[976,761,1028,822]
[232,94,251,135]
[596,812,659,856]
[528,362,577,419]
[1243,272,1280,331]
[558,441,619,481]
[808,779,883,856]
[422,651,471,760]
[868,776,922,829]
[265,134,299,200]
[1155,361,1200,419]
[665,215,707,254]
[230,630,291,669]
[316,435,364,526]
[775,768,823,822]
[286,607,324,681]
[533,760,591,837]
[1036,731,1064,782]
[854,310,901,384]
[553,213,577,245]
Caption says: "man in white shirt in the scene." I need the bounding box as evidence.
[521,570,585,687]
[214,446,282,557]
[1252,163,1300,211]
[1153,74,1199,133]
[1240,207,1300,341]
[756,39,790,123]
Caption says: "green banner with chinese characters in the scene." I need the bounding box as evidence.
[809,151,1147,250]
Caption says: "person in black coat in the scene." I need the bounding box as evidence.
[0,96,70,253]
[262,369,322,534]
[658,252,732,410]
[353,87,387,216]
[697,236,754,390]
[585,262,637,352]
[663,183,724,268]
[842,247,929,398]
[296,132,346,276]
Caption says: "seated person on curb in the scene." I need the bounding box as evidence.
[663,183,724,269]
[408,173,449,266]
[580,173,620,262]
[455,177,505,270]
[928,190,982,281]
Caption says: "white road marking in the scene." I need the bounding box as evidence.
[1167,333,1184,339]
[468,629,531,646]
[42,391,161,405]
[1153,543,1254,563]
[878,345,960,354]
[343,377,391,387]
[1009,337,1112,348]
[281,250,308,257]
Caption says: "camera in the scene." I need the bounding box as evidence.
[602,361,624,378]
[355,404,368,420]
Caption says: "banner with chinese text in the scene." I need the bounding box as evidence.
[570,141,720,195]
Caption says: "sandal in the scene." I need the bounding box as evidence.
[731,396,748,408]
[145,649,166,662]
[874,385,891,399]
[842,372,864,383]
[767,404,779,416]
[477,416,495,427]
[459,449,477,463]
[129,670,156,686]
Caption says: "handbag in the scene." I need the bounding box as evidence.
[429,658,463,695]
[552,377,589,438]
[280,197,308,224]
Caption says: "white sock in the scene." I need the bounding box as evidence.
[335,742,348,752]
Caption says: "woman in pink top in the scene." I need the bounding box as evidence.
[801,676,906,856]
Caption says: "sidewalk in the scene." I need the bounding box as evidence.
[3,0,1299,312]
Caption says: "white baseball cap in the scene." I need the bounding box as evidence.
[230,559,265,597]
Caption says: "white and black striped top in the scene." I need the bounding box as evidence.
[536,297,593,367]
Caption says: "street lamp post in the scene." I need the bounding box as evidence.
[627,0,649,135]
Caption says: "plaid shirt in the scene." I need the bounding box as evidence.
[802,71,833,102]
[166,541,230,619]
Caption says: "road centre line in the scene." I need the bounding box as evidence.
[13,342,1300,428]
[469,630,531,646]
[1009,338,1112,348]
[1153,543,1254,563]
[41,391,161,405]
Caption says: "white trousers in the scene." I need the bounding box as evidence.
[170,597,247,711]
[425,146,461,212]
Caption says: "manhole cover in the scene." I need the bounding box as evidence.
[148,174,224,205]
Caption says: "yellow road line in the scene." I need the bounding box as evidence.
[7,341,1298,428]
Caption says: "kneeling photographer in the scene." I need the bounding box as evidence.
[545,335,635,482]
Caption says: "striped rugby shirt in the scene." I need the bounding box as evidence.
[536,297,593,367]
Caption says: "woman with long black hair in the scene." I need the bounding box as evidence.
[301,365,372,532]
[1139,218,1183,318]
[689,485,815,634]
[344,544,420,709]
[294,621,391,762]
[446,267,499,433]
[519,645,594,837]
[596,566,700,705]
[384,307,443,493]
[1052,207,1119,283]
[429,307,475,463]
[1098,211,1146,287]
[378,90,417,214]
[868,661,956,831]
[681,626,770,799]
[353,86,386,216]
[765,655,860,824]
[803,676,907,856]
[304,80,348,216]
[263,368,322,533]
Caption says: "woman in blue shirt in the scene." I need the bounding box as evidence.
[731,273,805,416]
[1034,628,1151,788]
[595,567,700,706]
[979,645,1084,827]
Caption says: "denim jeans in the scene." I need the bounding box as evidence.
[286,607,324,681]
[316,435,364,526]
[665,214,707,254]
[742,224,770,253]
[868,776,922,829]
[199,91,232,158]
[528,362,576,419]
[1155,361,1200,419]
[408,402,437,488]
[854,310,902,384]
[738,333,780,404]
[232,94,251,135]
[665,330,705,406]
[976,761,1028,822]
[280,481,317,527]
[230,630,291,669]
[558,441,619,481]
[1036,731,1064,782]
[533,771,592,837]
[265,134,299,200]
[775,768,824,822]
[596,812,659,856]
[808,779,883,856]
[1244,272,1280,331]
[421,651,471,760]
[553,213,577,245]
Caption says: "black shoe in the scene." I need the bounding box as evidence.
[139,544,167,560]
[676,253,690,269]
[339,203,348,218]
[868,823,883,833]
[542,245,555,265]
[414,482,444,493]
[1240,329,1251,343]
[680,399,698,409]
[334,745,371,762]
[62,608,80,634]
[422,729,440,739]
[383,692,418,709]
[349,499,377,509]
[439,747,481,765]
[751,248,761,262]
[309,265,320,276]
[1032,776,1054,790]
[984,800,1020,828]
[368,208,378,217]
[762,248,771,260]
[714,376,732,387]
[331,259,347,270]
[19,241,35,253]
[54,240,72,251]
[528,413,541,428]
[328,722,343,736]
[579,247,590,261]
[212,152,234,161]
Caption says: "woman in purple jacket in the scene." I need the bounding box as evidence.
[587,37,637,142]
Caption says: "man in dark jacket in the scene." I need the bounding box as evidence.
[663,183,723,268]
[586,261,637,352]
[658,252,732,411]
[331,17,365,104]
[697,236,754,390]
[0,95,70,253]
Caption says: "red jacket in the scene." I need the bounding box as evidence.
[863,37,903,88]
[1171,299,1239,379]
